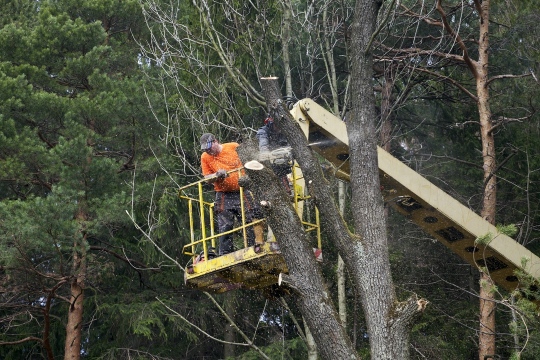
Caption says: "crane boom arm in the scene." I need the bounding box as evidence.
[290,98,540,294]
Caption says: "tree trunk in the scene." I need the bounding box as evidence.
[64,214,87,360]
[348,1,427,358]
[240,78,358,360]
[479,273,496,359]
[280,0,292,98]
[476,1,497,359]
[250,72,425,358]
[338,182,347,328]
[239,159,357,359]
[64,272,84,360]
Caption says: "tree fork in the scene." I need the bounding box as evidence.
[239,78,357,360]
[256,75,427,359]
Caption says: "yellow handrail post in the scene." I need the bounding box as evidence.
[209,203,216,249]
[188,199,195,260]
[239,171,248,248]
[198,182,208,260]
[316,206,321,250]
[292,164,298,207]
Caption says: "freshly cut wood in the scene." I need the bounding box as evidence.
[244,160,264,170]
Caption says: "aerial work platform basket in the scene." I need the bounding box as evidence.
[180,165,321,293]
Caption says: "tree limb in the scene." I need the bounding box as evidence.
[366,0,397,54]
[489,113,535,134]
[435,0,478,78]
[155,297,259,349]
[407,66,478,101]
[483,148,517,190]
[237,76,359,360]
[278,297,307,343]
[0,336,43,346]
[487,73,532,86]
[89,246,156,272]
[203,292,271,360]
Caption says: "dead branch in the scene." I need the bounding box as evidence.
[487,73,533,86]
[203,292,271,360]
[489,112,535,134]
[435,0,478,78]
[0,336,43,346]
[407,66,478,101]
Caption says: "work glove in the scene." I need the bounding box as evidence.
[216,169,227,179]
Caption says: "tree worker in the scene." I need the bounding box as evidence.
[256,115,293,193]
[200,133,264,255]
[256,116,297,242]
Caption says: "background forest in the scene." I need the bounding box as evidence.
[1,0,540,359]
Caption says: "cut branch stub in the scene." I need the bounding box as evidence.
[244,160,264,171]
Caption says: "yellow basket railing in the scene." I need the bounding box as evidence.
[179,164,321,265]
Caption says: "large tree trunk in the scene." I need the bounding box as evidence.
[64,212,87,360]
[240,80,358,360]
[475,1,497,358]
[432,0,497,355]
[247,73,426,359]
[64,271,84,360]
[348,1,425,358]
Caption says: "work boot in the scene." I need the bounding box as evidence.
[253,223,265,245]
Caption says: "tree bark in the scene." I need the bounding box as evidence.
[349,1,425,358]
[64,220,86,360]
[280,0,293,98]
[338,182,347,328]
[64,272,84,360]
[239,80,357,360]
[476,1,497,358]
[249,72,426,359]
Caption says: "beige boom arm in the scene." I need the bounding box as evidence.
[290,98,540,294]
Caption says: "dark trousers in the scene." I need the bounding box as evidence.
[215,191,256,255]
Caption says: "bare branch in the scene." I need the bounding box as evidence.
[483,148,518,191]
[489,113,535,134]
[0,336,43,346]
[155,297,257,349]
[203,292,272,360]
[435,0,478,77]
[408,66,478,101]
[487,73,532,86]
[89,246,155,272]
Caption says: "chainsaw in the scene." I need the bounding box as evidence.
[258,147,293,165]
